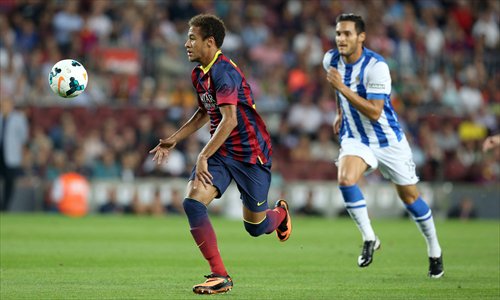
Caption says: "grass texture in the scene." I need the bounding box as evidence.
[1,214,499,299]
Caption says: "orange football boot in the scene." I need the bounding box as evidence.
[275,199,292,242]
[192,274,233,294]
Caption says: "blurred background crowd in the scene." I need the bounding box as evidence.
[0,0,499,213]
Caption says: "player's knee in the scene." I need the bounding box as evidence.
[338,175,357,187]
[244,220,267,237]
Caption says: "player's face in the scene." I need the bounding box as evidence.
[184,26,213,66]
[335,21,365,60]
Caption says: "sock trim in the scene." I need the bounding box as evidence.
[345,199,367,209]
[346,204,367,209]
[243,216,267,225]
[415,211,432,222]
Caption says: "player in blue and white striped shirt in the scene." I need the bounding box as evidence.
[323,13,444,278]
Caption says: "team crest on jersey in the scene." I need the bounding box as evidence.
[368,82,385,90]
[200,92,217,110]
[356,75,360,83]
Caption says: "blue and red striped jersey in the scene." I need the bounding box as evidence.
[191,51,272,164]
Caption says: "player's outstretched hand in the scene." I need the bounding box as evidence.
[149,138,177,165]
[482,134,500,152]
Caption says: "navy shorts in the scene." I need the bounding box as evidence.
[189,152,272,212]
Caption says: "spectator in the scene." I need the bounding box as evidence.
[289,134,313,162]
[45,150,69,181]
[71,148,93,178]
[166,187,184,215]
[472,10,499,50]
[292,22,323,67]
[457,79,484,116]
[295,189,323,217]
[150,188,166,216]
[82,129,106,166]
[447,197,477,220]
[125,190,149,215]
[92,151,121,179]
[0,0,496,185]
[120,151,139,182]
[52,1,83,54]
[257,81,288,114]
[0,98,29,211]
[435,121,460,153]
[287,94,322,134]
[87,1,113,42]
[99,187,123,214]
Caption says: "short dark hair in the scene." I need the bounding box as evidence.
[188,14,226,48]
[336,13,365,34]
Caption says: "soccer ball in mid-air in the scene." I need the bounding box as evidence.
[48,59,88,98]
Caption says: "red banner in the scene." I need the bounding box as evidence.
[98,48,139,75]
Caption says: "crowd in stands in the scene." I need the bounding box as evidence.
[1,0,498,188]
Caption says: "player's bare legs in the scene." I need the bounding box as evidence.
[184,181,233,294]
[338,156,380,267]
[396,184,444,278]
[338,156,368,186]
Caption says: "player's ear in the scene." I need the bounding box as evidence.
[207,36,216,48]
[359,32,366,43]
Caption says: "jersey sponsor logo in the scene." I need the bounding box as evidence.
[368,82,385,90]
[200,92,217,110]
[257,200,266,206]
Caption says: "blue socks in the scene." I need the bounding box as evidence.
[339,185,365,208]
[183,198,208,228]
[405,197,442,258]
[405,197,431,222]
[339,185,375,241]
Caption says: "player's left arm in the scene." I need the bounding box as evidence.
[195,104,237,189]
[200,66,240,159]
[326,65,387,121]
[195,65,240,189]
[199,105,237,159]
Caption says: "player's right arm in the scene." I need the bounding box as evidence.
[333,92,342,135]
[150,107,209,164]
[323,50,342,135]
[327,67,385,121]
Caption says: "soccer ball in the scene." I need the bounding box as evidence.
[48,59,88,98]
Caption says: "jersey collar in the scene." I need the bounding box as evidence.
[341,47,365,66]
[199,50,222,74]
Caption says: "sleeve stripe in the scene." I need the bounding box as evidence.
[367,93,387,100]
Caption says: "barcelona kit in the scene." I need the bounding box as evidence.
[189,51,273,211]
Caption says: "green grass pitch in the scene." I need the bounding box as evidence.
[1,214,499,299]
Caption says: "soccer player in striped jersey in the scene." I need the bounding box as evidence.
[149,14,291,294]
[323,13,444,278]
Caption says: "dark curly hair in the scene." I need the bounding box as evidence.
[188,14,226,48]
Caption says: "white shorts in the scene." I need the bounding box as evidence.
[338,137,419,185]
